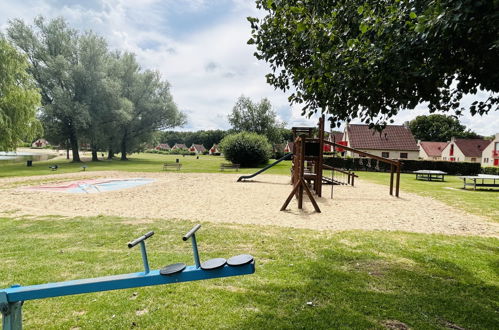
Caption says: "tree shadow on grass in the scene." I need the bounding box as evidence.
[228,238,499,329]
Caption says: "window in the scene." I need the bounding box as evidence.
[471,158,476,162]
[382,152,390,158]
[484,158,489,163]
[443,157,447,160]
[400,153,408,159]
[450,144,454,156]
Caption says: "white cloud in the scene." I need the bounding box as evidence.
[1,0,497,135]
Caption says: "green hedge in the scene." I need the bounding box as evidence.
[220,132,271,167]
[481,167,499,175]
[324,157,482,175]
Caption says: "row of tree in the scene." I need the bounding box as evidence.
[4,17,185,161]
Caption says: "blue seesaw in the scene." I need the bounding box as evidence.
[0,224,255,330]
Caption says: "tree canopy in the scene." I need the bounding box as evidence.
[228,95,285,143]
[7,17,185,161]
[407,114,479,142]
[248,0,499,128]
[0,37,41,150]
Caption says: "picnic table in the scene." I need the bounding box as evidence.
[220,163,240,171]
[163,162,182,171]
[413,170,447,181]
[459,174,499,190]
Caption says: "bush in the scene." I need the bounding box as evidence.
[482,167,499,175]
[220,132,271,167]
[324,157,482,175]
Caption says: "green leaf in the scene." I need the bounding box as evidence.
[409,12,417,19]
[359,23,369,34]
[357,6,364,15]
[297,22,306,32]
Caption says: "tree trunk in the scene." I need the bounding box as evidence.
[69,126,81,162]
[66,146,70,160]
[91,150,99,161]
[107,149,114,160]
[120,131,128,161]
[91,144,99,161]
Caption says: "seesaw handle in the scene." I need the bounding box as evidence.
[183,224,201,241]
[128,231,154,248]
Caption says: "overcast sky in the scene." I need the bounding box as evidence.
[1,0,497,135]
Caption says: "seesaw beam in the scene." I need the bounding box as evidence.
[1,262,254,303]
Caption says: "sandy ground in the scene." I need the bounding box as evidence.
[0,171,497,237]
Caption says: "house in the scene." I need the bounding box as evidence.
[284,141,294,153]
[32,138,50,148]
[480,133,499,167]
[440,137,491,163]
[324,132,344,152]
[155,143,171,151]
[189,144,207,154]
[418,141,448,160]
[342,124,419,160]
[171,143,187,150]
[209,144,221,155]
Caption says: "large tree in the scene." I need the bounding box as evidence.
[112,52,185,160]
[8,17,89,161]
[228,95,285,143]
[407,114,479,142]
[248,0,498,128]
[0,38,41,150]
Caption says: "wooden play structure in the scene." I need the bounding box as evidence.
[281,116,402,212]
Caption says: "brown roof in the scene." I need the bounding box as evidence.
[329,132,344,143]
[453,139,491,157]
[346,124,419,151]
[420,142,448,157]
[284,142,294,153]
[190,144,206,152]
[173,143,187,149]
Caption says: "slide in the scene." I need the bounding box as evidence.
[237,153,292,182]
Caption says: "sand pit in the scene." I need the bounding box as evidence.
[0,171,497,237]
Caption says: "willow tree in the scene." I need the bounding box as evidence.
[0,38,41,150]
[248,0,498,127]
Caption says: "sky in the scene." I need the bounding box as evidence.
[0,0,497,135]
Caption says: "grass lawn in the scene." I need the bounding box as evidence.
[357,171,499,223]
[0,216,497,329]
[0,152,292,178]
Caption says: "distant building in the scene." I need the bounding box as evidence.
[418,141,448,160]
[324,132,344,152]
[155,143,171,151]
[342,124,419,160]
[480,133,499,167]
[171,143,187,150]
[284,141,294,153]
[440,137,491,163]
[189,144,207,154]
[209,144,221,155]
[32,138,50,148]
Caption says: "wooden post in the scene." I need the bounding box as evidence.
[390,164,394,196]
[298,137,306,208]
[395,161,401,197]
[316,115,325,197]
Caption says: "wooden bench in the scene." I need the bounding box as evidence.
[220,163,240,171]
[163,162,182,171]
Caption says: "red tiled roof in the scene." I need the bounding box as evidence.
[190,144,206,152]
[420,142,448,157]
[284,142,294,153]
[453,139,491,157]
[346,124,419,151]
[173,143,187,149]
[330,132,344,143]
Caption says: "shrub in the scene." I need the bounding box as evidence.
[220,132,271,167]
[324,157,482,175]
[482,167,499,175]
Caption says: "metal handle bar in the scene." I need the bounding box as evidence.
[182,224,201,241]
[128,231,154,248]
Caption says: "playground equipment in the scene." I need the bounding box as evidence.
[281,115,402,213]
[237,153,292,182]
[0,225,255,330]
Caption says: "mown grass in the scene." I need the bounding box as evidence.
[357,171,499,222]
[0,152,292,178]
[0,216,497,329]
